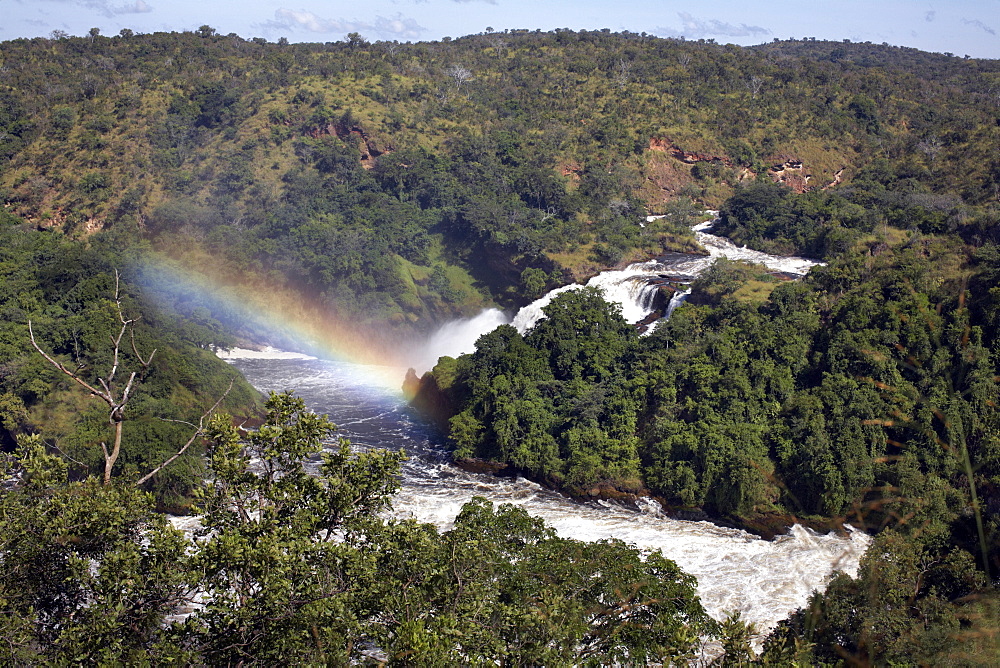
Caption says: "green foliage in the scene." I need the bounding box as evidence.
[763,530,988,665]
[6,29,996,331]
[689,258,770,305]
[430,179,1000,659]
[1,392,714,664]
[446,288,642,494]
[369,497,715,665]
[520,266,549,298]
[0,223,260,505]
[178,392,405,663]
[2,28,1000,661]
[716,181,872,259]
[0,435,188,663]
[717,612,759,666]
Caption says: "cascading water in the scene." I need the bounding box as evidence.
[223,218,855,637]
[664,288,691,319]
[221,351,870,639]
[691,219,824,275]
[510,263,672,333]
[412,264,669,373]
[371,216,845,635]
[508,215,825,336]
[411,216,825,372]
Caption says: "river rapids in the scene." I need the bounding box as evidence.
[216,218,868,638]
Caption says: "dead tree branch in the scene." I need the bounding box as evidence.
[27,270,165,486]
[135,379,234,487]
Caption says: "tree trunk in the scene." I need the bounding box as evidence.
[105,419,123,485]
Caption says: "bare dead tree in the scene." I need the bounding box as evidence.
[28,270,229,486]
[489,36,508,59]
[744,75,764,100]
[446,64,474,90]
[918,136,943,161]
[135,380,232,486]
[614,59,632,90]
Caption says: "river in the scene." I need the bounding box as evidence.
[222,349,869,639]
[217,218,868,638]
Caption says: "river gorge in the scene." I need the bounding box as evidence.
[217,218,871,637]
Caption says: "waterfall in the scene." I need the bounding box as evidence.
[409,308,510,374]
[691,219,824,276]
[415,217,825,364]
[511,283,583,333]
[511,218,825,336]
[377,219,849,637]
[512,261,670,334]
[586,267,666,324]
[664,288,691,320]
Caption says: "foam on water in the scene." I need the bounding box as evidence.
[511,283,584,332]
[216,346,317,360]
[391,460,869,633]
[228,355,871,636]
[692,220,825,276]
[512,263,673,333]
[664,288,691,319]
[510,217,824,335]
[212,220,850,635]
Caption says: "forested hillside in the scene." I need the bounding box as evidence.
[2,27,1000,663]
[2,28,998,331]
[0,223,262,507]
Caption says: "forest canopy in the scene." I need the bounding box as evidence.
[1,28,998,335]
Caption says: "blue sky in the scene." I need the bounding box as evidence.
[4,0,999,58]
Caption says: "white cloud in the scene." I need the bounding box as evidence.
[111,0,152,15]
[74,0,153,17]
[962,18,996,36]
[452,0,498,4]
[656,12,770,40]
[372,15,425,38]
[273,8,341,33]
[262,8,425,40]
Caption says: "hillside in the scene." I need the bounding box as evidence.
[2,29,998,336]
[1,29,999,663]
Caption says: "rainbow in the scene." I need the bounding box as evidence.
[136,253,417,394]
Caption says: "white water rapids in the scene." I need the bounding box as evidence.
[223,352,868,642]
[217,225,863,640]
[413,217,827,369]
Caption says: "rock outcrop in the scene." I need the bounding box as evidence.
[308,122,393,170]
[403,367,455,432]
[769,159,809,192]
[645,138,846,196]
[648,137,733,166]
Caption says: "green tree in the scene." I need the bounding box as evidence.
[520,266,549,299]
[0,436,188,664]
[368,497,715,665]
[179,392,405,664]
[763,530,988,665]
[526,287,638,382]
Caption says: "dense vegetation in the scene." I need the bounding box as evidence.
[2,28,998,335]
[2,26,1000,663]
[0,220,261,507]
[424,185,1000,661]
[1,392,716,664]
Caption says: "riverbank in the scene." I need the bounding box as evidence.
[451,456,854,542]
